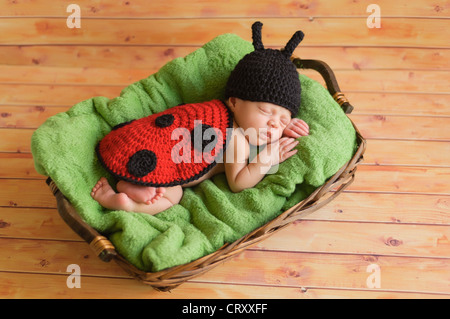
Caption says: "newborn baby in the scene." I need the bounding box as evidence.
[91,22,309,215]
[91,97,309,214]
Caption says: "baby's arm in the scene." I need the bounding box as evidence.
[224,131,298,193]
[224,131,267,192]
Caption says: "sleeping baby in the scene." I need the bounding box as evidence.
[91,22,309,215]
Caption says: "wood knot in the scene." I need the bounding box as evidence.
[352,62,361,70]
[287,269,301,278]
[39,259,50,267]
[385,237,403,247]
[363,255,379,263]
[374,115,386,122]
[281,266,301,278]
[9,201,18,207]
[163,48,174,57]
[436,198,449,209]
[0,220,11,228]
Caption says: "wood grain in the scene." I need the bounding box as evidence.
[345,93,450,116]
[0,18,448,48]
[1,238,449,294]
[0,179,56,208]
[0,84,122,106]
[349,165,450,195]
[2,272,447,299]
[1,65,448,95]
[0,153,41,178]
[257,220,450,258]
[2,0,449,18]
[0,207,78,240]
[1,46,448,70]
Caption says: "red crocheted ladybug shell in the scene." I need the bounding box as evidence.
[96,100,233,187]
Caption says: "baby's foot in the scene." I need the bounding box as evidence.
[134,186,166,205]
[150,188,166,204]
[116,180,166,205]
[91,177,134,211]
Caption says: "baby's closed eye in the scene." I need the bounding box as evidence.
[259,107,271,115]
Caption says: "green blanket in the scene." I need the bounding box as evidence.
[31,33,357,272]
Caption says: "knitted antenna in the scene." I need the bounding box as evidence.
[282,30,305,58]
[252,21,264,51]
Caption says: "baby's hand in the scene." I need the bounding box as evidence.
[283,118,309,138]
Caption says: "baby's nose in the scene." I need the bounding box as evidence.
[268,119,278,128]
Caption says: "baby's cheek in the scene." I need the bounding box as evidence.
[272,128,284,140]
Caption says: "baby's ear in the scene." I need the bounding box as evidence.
[227,97,237,111]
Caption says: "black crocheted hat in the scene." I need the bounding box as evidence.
[225,22,304,116]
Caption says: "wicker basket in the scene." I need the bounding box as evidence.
[46,57,366,292]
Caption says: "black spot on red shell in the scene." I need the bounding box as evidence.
[127,149,157,177]
[191,124,218,153]
[155,114,174,128]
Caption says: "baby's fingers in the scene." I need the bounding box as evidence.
[283,149,298,161]
[291,119,309,136]
[291,125,309,137]
[280,139,299,162]
[279,137,295,146]
[280,138,299,150]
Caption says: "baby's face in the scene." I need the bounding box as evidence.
[228,97,292,145]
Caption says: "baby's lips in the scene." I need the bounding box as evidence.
[259,129,271,140]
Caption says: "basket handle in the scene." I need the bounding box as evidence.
[292,57,354,114]
[46,178,117,262]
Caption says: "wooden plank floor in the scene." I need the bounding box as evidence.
[1,0,449,299]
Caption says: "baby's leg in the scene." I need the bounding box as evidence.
[91,177,135,212]
[91,177,182,215]
[116,180,165,205]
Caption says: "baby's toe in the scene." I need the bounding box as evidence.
[156,187,166,194]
